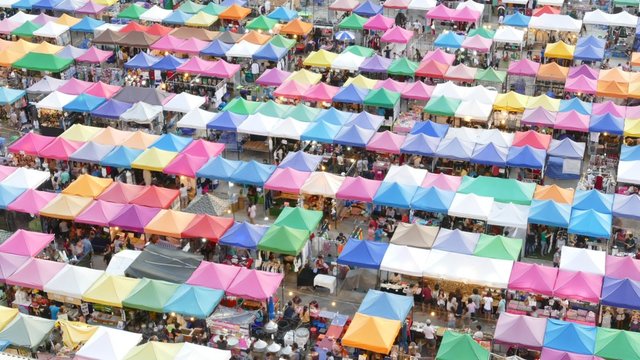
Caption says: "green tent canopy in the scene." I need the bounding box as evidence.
[475,67,506,83]
[274,207,323,231]
[457,176,536,205]
[223,97,262,115]
[247,15,279,31]
[11,21,41,37]
[614,0,638,5]
[202,2,228,15]
[258,225,311,255]
[122,278,180,313]
[270,35,296,49]
[344,45,375,57]
[364,88,401,108]
[473,234,523,261]
[13,53,73,73]
[0,313,55,349]
[257,100,293,118]
[179,0,205,13]
[339,13,367,30]
[595,328,640,360]
[468,27,495,39]
[285,103,321,122]
[388,57,419,77]
[117,4,147,19]
[423,96,461,116]
[436,331,490,360]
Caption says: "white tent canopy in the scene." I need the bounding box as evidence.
[75,327,142,360]
[94,23,125,36]
[448,193,494,220]
[0,0,17,7]
[468,85,499,104]
[432,81,469,101]
[175,343,232,360]
[33,22,69,38]
[332,52,366,71]
[456,0,484,12]
[432,228,480,254]
[226,40,261,58]
[494,26,525,45]
[1,168,50,189]
[8,11,35,22]
[501,0,527,4]
[476,129,514,147]
[424,249,515,288]
[610,11,638,28]
[583,9,611,26]
[443,127,480,143]
[300,172,345,197]
[237,113,279,136]
[140,5,172,22]
[269,118,310,140]
[43,265,103,300]
[537,0,563,6]
[163,93,206,113]
[618,160,640,184]
[105,250,141,276]
[176,108,215,130]
[27,76,67,94]
[455,100,493,121]
[36,91,77,111]
[559,246,606,276]
[487,202,530,228]
[119,102,163,124]
[529,14,582,32]
[380,244,431,277]
[383,164,428,187]
[408,0,436,10]
[57,0,87,10]
[390,223,439,248]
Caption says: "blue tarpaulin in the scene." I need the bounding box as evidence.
[207,111,247,131]
[63,94,106,113]
[434,32,464,48]
[471,143,508,166]
[163,284,224,318]
[435,138,474,161]
[201,40,233,57]
[589,113,624,135]
[354,0,382,17]
[151,133,193,152]
[572,189,614,214]
[301,120,342,143]
[601,277,640,311]
[410,186,455,213]
[411,120,449,138]
[358,290,414,321]
[568,209,612,238]
[124,52,160,70]
[503,12,531,27]
[163,10,192,24]
[100,146,143,168]
[267,7,298,21]
[543,319,596,355]
[228,161,276,186]
[546,156,580,180]
[278,151,323,172]
[613,194,640,220]
[196,156,241,181]
[506,145,546,169]
[315,108,353,125]
[334,124,376,147]
[333,84,369,104]
[253,43,288,61]
[69,142,115,164]
[527,199,571,227]
[0,184,25,209]
[372,182,417,208]
[151,55,186,71]
[338,239,388,269]
[219,221,268,248]
[559,97,592,115]
[400,133,440,156]
[621,145,640,161]
[91,99,133,119]
[70,17,105,33]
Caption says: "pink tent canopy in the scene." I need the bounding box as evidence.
[5,258,65,290]
[98,182,147,204]
[329,0,359,11]
[0,165,16,181]
[383,0,409,9]
[176,38,210,55]
[451,7,481,22]
[445,64,477,82]
[626,105,640,119]
[38,137,84,160]
[163,153,209,178]
[264,168,311,193]
[226,268,284,300]
[422,173,461,191]
[365,131,406,154]
[74,200,127,226]
[0,229,54,257]
[76,1,106,14]
[256,68,291,87]
[75,47,113,64]
[182,139,225,158]
[521,107,557,127]
[512,130,552,150]
[32,13,56,25]
[7,189,58,215]
[552,270,603,303]
[461,35,492,52]
[274,80,310,99]
[303,83,339,102]
[57,78,94,95]
[508,58,540,77]
[186,261,241,290]
[540,348,603,360]
[564,75,597,94]
[177,57,217,75]
[426,4,455,20]
[508,262,558,296]
[8,133,55,156]
[568,64,599,80]
[151,35,184,52]
[85,82,121,99]
[494,313,548,349]
[205,59,241,79]
[423,48,455,65]
[0,252,29,283]
[0,19,19,35]
[335,176,382,202]
[401,81,434,100]
[374,78,406,93]
[381,26,414,43]
[363,14,395,31]
[592,100,625,118]
[605,255,640,282]
[554,110,590,132]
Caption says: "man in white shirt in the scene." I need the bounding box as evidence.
[422,319,436,355]
[251,61,260,78]
[473,325,484,340]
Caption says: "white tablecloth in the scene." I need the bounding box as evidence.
[314,274,337,294]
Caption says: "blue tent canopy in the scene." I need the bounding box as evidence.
[69,142,115,164]
[151,133,193,152]
[91,99,132,119]
[301,120,342,143]
[411,186,455,213]
[528,199,571,227]
[411,120,449,138]
[613,194,640,220]
[373,182,417,208]
[163,10,192,24]
[471,143,508,166]
[196,156,241,181]
[100,146,144,168]
[278,151,323,172]
[70,17,105,33]
[151,55,186,71]
[547,138,585,159]
[400,133,440,156]
[315,108,353,125]
[568,209,612,238]
[577,35,605,49]
[358,290,414,321]
[0,87,25,105]
[574,44,605,61]
[207,111,247,131]
[589,113,624,135]
[228,161,276,186]
[201,40,233,57]
[12,0,37,9]
[572,189,614,214]
[333,84,369,104]
[601,277,640,311]
[434,32,464,49]
[63,94,106,113]
[163,284,224,319]
[32,0,61,10]
[435,138,474,161]
[219,221,268,248]
[559,98,592,115]
[503,12,531,27]
[221,0,246,6]
[354,0,382,17]
[506,145,546,169]
[543,319,597,355]
[267,7,298,21]
[0,184,25,209]
[253,43,288,61]
[337,239,388,269]
[57,45,87,60]
[622,145,640,161]
[124,52,160,70]
[334,125,376,147]
[347,111,384,130]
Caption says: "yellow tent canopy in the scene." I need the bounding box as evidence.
[62,174,113,198]
[56,14,81,27]
[525,94,560,111]
[632,52,640,67]
[0,39,12,52]
[303,50,338,68]
[58,320,98,348]
[93,0,117,6]
[0,50,26,67]
[627,73,640,99]
[0,306,18,332]
[124,341,184,360]
[33,41,64,55]
[344,74,378,89]
[91,127,135,146]
[61,124,103,142]
[624,119,640,137]
[185,12,218,27]
[39,194,93,220]
[121,130,160,150]
[534,184,574,204]
[82,274,140,308]
[13,39,38,54]
[144,209,197,238]
[493,91,529,112]
[286,69,322,85]
[131,148,178,172]
[544,41,575,60]
[342,314,401,354]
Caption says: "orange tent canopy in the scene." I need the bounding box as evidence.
[279,19,313,36]
[537,62,568,82]
[144,209,197,238]
[596,80,628,99]
[533,184,574,204]
[91,127,134,146]
[632,52,640,67]
[219,4,251,20]
[599,67,630,83]
[628,72,640,99]
[120,130,160,150]
[341,314,401,354]
[129,185,179,209]
[62,174,113,198]
[241,30,271,45]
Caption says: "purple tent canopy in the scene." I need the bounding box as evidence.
[432,228,480,254]
[359,54,392,73]
[256,68,291,87]
[494,313,548,349]
[613,193,640,220]
[75,200,127,226]
[109,204,161,233]
[601,276,640,310]
[568,64,599,80]
[91,99,133,119]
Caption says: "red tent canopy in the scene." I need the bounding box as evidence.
[129,185,179,209]
[182,214,234,241]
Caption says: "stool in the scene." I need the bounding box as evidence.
[310,327,318,340]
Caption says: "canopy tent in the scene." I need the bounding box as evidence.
[470,143,508,166]
[548,138,585,159]
[508,262,558,296]
[559,246,606,275]
[613,194,640,221]
[163,153,208,178]
[119,102,163,124]
[528,200,571,227]
[129,186,179,209]
[424,249,514,288]
[7,189,57,215]
[337,239,388,269]
[373,182,417,208]
[572,189,613,213]
[601,277,640,310]
[7,133,53,156]
[99,146,143,168]
[91,99,133,120]
[0,313,54,349]
[341,313,401,354]
[163,284,224,319]
[0,253,28,283]
[130,148,178,172]
[143,209,197,238]
[43,265,103,301]
[74,200,127,226]
[196,156,241,182]
[400,133,440,157]
[357,290,414,321]
[435,331,490,360]
[38,194,93,220]
[181,214,233,241]
[457,176,535,205]
[494,313,548,349]
[274,207,323,231]
[62,174,112,198]
[163,93,205,113]
[97,182,145,204]
[108,204,161,233]
[568,209,612,239]
[594,328,640,360]
[225,268,283,300]
[506,146,546,169]
[474,234,522,261]
[74,327,142,360]
[176,109,215,130]
[125,244,201,283]
[264,167,311,194]
[448,193,493,220]
[554,110,590,132]
[335,176,381,203]
[187,261,241,291]
[121,278,180,313]
[6,258,64,290]
[390,223,439,248]
[228,161,275,186]
[219,222,268,249]
[488,202,530,228]
[258,225,310,255]
[0,230,53,257]
[543,319,597,355]
[1,168,49,190]
[380,244,430,277]
[300,172,345,197]
[354,0,382,16]
[410,186,454,214]
[433,228,480,255]
[553,269,603,303]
